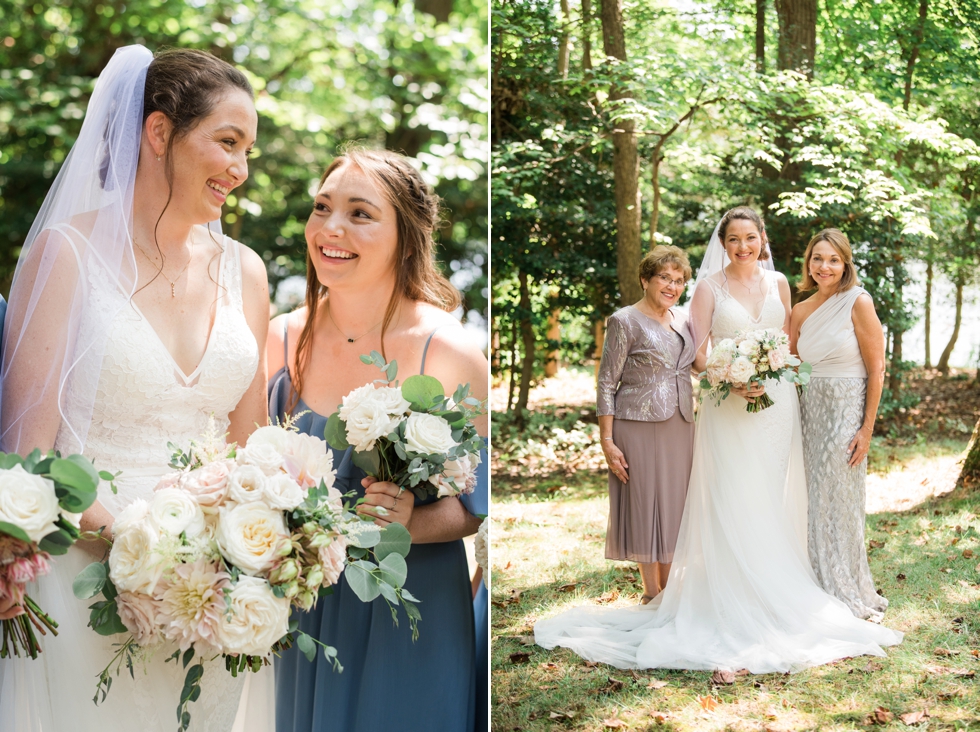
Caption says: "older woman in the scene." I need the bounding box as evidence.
[598,245,696,602]
[790,228,888,621]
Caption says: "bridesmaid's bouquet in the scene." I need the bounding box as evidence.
[0,450,103,658]
[74,420,418,732]
[474,518,489,589]
[700,328,811,413]
[324,351,486,500]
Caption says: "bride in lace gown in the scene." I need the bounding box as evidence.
[0,47,273,731]
[535,207,902,673]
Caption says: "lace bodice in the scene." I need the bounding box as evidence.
[53,226,259,516]
[707,268,786,342]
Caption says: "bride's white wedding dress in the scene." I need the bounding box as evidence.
[535,269,902,673]
[0,228,271,731]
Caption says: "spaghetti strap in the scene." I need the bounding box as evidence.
[283,317,290,377]
[419,327,442,375]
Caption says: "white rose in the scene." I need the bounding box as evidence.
[216,576,290,656]
[109,518,164,594]
[228,465,268,504]
[374,386,411,416]
[429,454,479,497]
[403,413,458,456]
[728,356,757,385]
[343,396,399,452]
[767,348,786,370]
[149,489,206,539]
[0,465,61,543]
[246,426,337,490]
[113,498,150,537]
[116,591,163,646]
[736,338,759,357]
[338,384,380,417]
[179,460,234,511]
[215,502,288,576]
[237,443,286,476]
[263,473,306,511]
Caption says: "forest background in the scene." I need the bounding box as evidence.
[491,0,980,480]
[0,0,489,337]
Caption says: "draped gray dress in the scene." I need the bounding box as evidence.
[797,286,887,621]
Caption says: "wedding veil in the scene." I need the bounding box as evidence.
[688,215,775,355]
[0,45,152,455]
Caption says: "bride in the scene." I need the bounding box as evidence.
[0,46,273,730]
[535,207,902,673]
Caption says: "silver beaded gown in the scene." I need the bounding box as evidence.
[797,286,888,621]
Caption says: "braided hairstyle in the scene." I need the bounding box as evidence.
[289,146,461,410]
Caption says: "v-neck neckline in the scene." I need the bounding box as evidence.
[130,245,227,385]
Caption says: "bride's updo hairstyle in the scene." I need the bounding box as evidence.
[798,228,858,293]
[716,206,770,261]
[290,147,461,406]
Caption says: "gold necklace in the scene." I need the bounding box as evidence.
[326,304,383,344]
[133,237,193,297]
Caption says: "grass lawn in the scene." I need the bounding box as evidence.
[491,438,980,731]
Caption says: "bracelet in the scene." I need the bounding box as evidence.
[602,437,613,441]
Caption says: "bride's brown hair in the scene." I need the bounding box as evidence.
[289,147,461,410]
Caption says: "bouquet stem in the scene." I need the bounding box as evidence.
[0,593,59,659]
[745,393,775,413]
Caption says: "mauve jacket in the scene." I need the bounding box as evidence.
[597,305,696,423]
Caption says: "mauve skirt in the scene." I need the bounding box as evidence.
[605,409,695,564]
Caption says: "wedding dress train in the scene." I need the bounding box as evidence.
[535,269,902,673]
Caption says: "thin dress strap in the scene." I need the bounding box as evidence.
[419,327,443,375]
[283,317,290,377]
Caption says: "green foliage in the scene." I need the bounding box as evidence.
[0,0,487,320]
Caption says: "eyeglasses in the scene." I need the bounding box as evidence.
[652,273,687,289]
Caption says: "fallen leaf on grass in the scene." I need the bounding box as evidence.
[549,711,576,720]
[964,549,975,559]
[941,567,953,573]
[736,668,750,676]
[646,679,668,689]
[602,718,627,729]
[896,573,907,580]
[597,590,620,604]
[557,583,578,593]
[711,669,735,685]
[602,677,625,693]
[584,660,600,668]
[863,660,883,673]
[509,652,530,664]
[869,540,885,549]
[934,647,960,657]
[873,706,894,723]
[539,662,559,670]
[951,537,960,546]
[899,709,929,725]
[951,668,976,677]
[697,695,719,711]
[518,635,535,646]
[649,712,670,725]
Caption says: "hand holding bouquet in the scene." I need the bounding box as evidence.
[0,449,103,658]
[74,419,418,732]
[325,351,486,500]
[699,328,811,413]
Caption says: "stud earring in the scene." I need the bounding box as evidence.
[156,155,162,161]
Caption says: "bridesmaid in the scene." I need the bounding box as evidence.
[268,147,489,731]
[790,228,888,621]
[597,245,696,602]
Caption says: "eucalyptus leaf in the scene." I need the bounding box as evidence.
[344,561,381,602]
[296,632,317,662]
[379,552,408,587]
[375,522,412,560]
[0,453,23,470]
[0,521,31,543]
[346,521,382,549]
[73,561,108,599]
[401,374,445,410]
[323,414,351,450]
[39,529,74,556]
[350,448,381,476]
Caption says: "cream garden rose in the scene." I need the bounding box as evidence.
[116,591,163,647]
[0,465,61,543]
[215,502,288,576]
[149,488,206,539]
[342,395,399,452]
[237,443,285,477]
[228,465,268,504]
[728,356,757,385]
[263,473,306,511]
[403,413,458,455]
[216,576,290,655]
[179,459,234,510]
[109,517,165,595]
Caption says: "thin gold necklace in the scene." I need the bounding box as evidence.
[326,304,383,344]
[133,237,193,298]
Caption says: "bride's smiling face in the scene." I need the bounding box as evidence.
[722,219,764,266]
[305,162,399,290]
[167,88,257,225]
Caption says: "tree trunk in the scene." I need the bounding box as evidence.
[650,142,663,246]
[903,0,929,111]
[600,0,643,306]
[414,0,452,22]
[558,0,571,79]
[507,320,518,412]
[924,257,933,368]
[756,0,766,73]
[774,0,816,78]
[581,0,594,70]
[937,279,963,375]
[515,272,536,428]
[889,328,903,394]
[957,417,980,488]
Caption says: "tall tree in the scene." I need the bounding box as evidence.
[775,0,816,77]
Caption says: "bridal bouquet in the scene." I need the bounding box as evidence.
[699,328,811,413]
[0,450,103,658]
[324,351,485,500]
[74,420,418,731]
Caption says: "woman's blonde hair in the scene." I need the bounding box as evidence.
[638,245,692,287]
[289,146,460,411]
[798,228,858,293]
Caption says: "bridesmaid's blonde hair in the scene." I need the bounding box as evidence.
[798,228,859,293]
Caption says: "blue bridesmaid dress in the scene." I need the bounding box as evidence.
[460,452,488,732]
[271,328,477,732]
